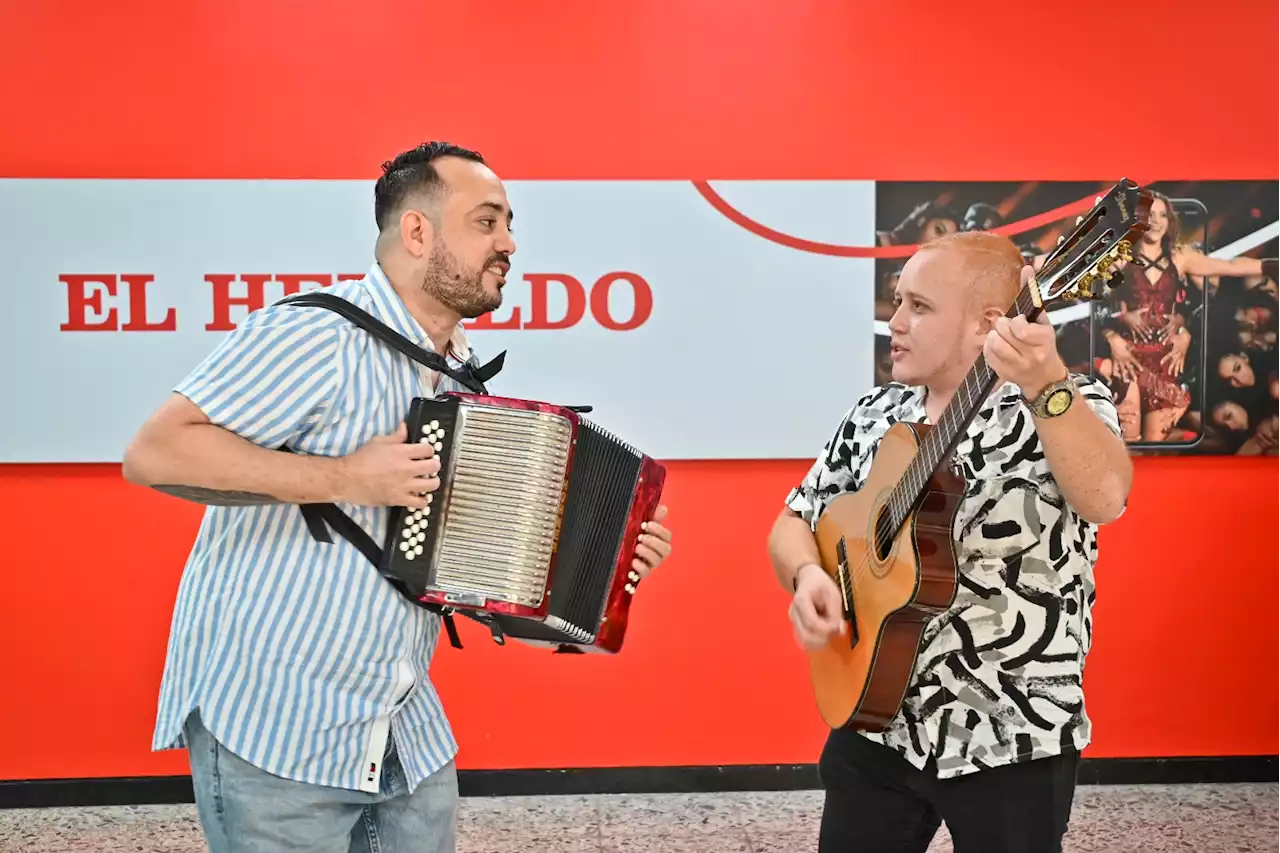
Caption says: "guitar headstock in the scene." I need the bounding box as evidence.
[1034,178,1153,306]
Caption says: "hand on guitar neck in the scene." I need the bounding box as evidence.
[982,305,1070,402]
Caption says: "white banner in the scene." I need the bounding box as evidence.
[0,179,877,462]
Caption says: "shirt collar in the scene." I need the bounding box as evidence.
[363,262,474,363]
[901,381,1021,425]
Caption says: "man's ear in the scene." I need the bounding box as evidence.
[399,207,437,259]
[979,306,1005,334]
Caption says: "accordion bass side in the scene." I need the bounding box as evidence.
[379,392,666,653]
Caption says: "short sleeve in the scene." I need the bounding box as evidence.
[1072,373,1122,439]
[174,308,343,449]
[784,456,829,527]
[784,404,864,529]
[1071,372,1128,520]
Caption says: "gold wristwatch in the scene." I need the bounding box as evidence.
[1026,376,1075,418]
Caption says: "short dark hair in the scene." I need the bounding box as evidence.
[373,141,486,231]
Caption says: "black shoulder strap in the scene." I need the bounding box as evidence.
[297,500,466,649]
[275,289,510,650]
[276,291,505,393]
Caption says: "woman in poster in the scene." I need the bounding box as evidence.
[1099,191,1275,442]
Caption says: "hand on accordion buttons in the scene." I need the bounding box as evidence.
[338,422,442,509]
[632,504,673,580]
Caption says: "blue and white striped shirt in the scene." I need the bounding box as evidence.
[152,262,480,794]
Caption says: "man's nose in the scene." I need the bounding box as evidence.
[888,305,907,331]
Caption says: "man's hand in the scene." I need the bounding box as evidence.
[336,423,442,509]
[1161,327,1191,376]
[789,564,846,650]
[1119,304,1153,341]
[632,504,673,579]
[1102,330,1142,383]
[984,268,1070,399]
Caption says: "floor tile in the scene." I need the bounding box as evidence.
[0,783,1274,853]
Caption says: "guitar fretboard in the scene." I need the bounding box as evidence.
[882,284,1043,538]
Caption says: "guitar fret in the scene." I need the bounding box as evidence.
[882,284,1038,536]
[872,182,1145,558]
[805,180,1147,730]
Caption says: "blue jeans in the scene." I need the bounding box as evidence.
[182,710,458,853]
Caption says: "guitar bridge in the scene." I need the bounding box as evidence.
[836,537,859,649]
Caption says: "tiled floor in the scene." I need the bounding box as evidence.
[0,783,1275,852]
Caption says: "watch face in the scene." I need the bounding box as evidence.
[1046,389,1072,415]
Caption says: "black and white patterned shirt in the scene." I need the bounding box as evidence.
[785,374,1122,778]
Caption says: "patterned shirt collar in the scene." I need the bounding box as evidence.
[897,381,1024,425]
[364,262,473,363]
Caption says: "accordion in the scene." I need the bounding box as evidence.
[380,392,666,653]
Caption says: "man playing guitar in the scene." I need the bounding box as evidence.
[768,230,1133,853]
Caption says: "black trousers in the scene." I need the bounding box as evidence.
[817,729,1079,853]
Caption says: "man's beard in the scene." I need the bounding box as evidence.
[422,238,504,319]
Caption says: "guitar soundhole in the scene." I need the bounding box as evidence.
[873,505,893,561]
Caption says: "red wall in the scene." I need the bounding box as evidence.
[1,0,1276,782]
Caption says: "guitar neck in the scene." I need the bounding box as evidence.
[883,284,1045,535]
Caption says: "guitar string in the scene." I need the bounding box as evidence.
[837,294,1016,623]
[830,217,1131,631]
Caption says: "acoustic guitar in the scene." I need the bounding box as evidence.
[807,178,1154,731]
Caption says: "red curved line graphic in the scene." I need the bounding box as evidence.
[691,179,1151,258]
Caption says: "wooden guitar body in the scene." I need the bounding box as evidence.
[808,421,966,731]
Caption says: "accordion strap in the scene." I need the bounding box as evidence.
[275,289,509,650]
[276,291,505,393]
[297,501,464,650]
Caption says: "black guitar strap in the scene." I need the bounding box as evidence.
[275,290,509,649]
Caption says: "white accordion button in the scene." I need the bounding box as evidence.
[628,570,640,582]
[624,583,636,594]
[433,442,442,451]
[429,420,439,431]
